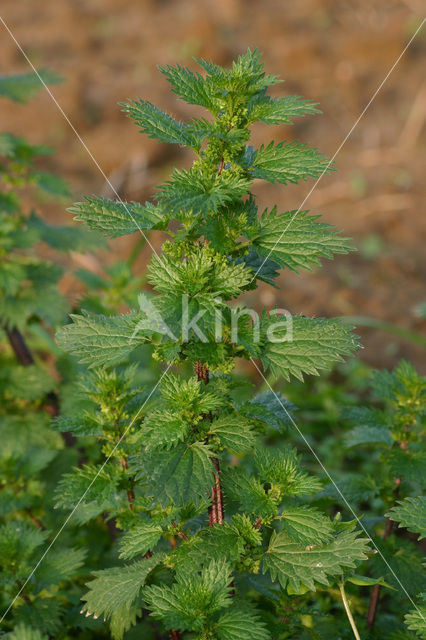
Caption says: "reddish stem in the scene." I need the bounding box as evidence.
[194,361,224,527]
[210,457,224,525]
[4,325,76,447]
[367,517,394,628]
[5,327,34,366]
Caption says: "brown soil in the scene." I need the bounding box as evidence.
[1,0,425,371]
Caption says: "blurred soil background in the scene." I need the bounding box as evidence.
[1,0,425,372]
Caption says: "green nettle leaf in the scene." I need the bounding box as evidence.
[222,467,277,518]
[139,409,190,450]
[3,624,49,640]
[0,69,61,103]
[159,63,220,112]
[248,141,332,185]
[57,311,149,367]
[54,463,122,518]
[404,595,426,639]
[260,316,359,381]
[144,558,232,632]
[121,99,201,148]
[251,207,353,273]
[68,196,163,238]
[263,528,369,592]
[30,170,70,198]
[12,599,64,635]
[134,442,214,507]
[157,167,252,216]
[209,414,257,453]
[27,212,104,252]
[253,447,322,497]
[36,548,87,588]
[278,507,334,545]
[344,424,393,448]
[215,604,271,640]
[387,449,426,486]
[248,94,321,125]
[386,497,426,540]
[240,390,294,432]
[81,554,164,636]
[148,249,251,300]
[119,523,163,560]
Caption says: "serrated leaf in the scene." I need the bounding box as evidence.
[30,170,70,197]
[54,463,123,522]
[260,316,359,381]
[27,212,103,252]
[133,442,214,507]
[386,496,426,540]
[187,523,246,566]
[405,595,426,639]
[12,599,64,635]
[222,467,277,518]
[36,547,87,589]
[344,424,393,448]
[148,249,250,300]
[215,604,271,640]
[278,507,333,545]
[241,390,295,432]
[157,167,251,216]
[263,528,369,592]
[68,196,163,238]
[248,94,320,125]
[121,99,200,148]
[119,523,163,560]
[209,414,257,453]
[247,141,332,185]
[0,520,47,562]
[144,558,232,632]
[251,208,353,272]
[139,409,189,450]
[81,554,164,630]
[57,311,149,367]
[7,364,55,401]
[159,64,220,113]
[0,69,61,103]
[387,449,426,487]
[2,624,48,640]
[235,249,280,286]
[254,446,322,497]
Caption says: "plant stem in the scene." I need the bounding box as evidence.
[5,326,34,365]
[194,361,224,527]
[4,324,76,448]
[339,580,362,640]
[25,508,45,531]
[366,516,394,628]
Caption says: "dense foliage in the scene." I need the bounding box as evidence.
[0,52,424,640]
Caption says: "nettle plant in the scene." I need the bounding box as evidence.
[341,361,425,637]
[0,71,103,635]
[58,50,372,639]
